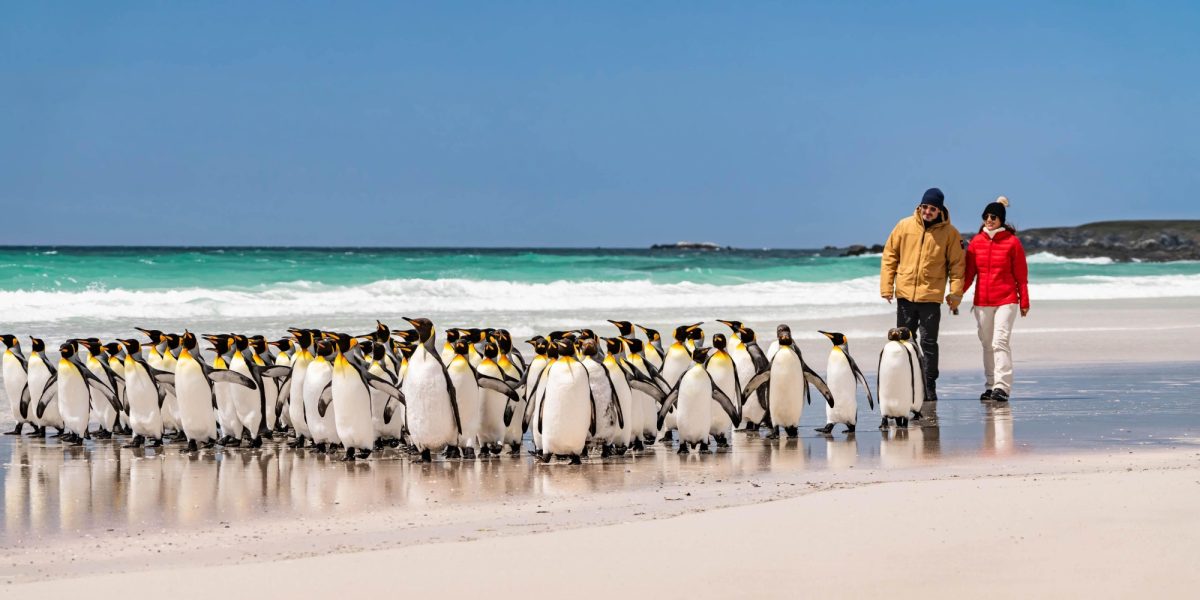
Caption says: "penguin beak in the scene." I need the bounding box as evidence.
[686,323,703,331]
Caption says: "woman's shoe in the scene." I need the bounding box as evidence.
[979,389,993,401]
[991,388,1009,402]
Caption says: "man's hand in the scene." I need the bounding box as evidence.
[882,294,893,304]
[946,295,962,314]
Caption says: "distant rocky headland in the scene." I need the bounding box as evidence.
[979,220,1200,262]
[650,241,731,251]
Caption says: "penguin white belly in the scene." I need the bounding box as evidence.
[86,359,116,430]
[731,348,763,426]
[159,356,180,432]
[303,361,335,444]
[905,343,925,415]
[262,376,279,430]
[583,361,618,444]
[213,379,241,439]
[448,363,481,450]
[767,352,805,427]
[707,357,738,436]
[230,358,261,435]
[675,367,712,444]
[57,364,90,436]
[879,343,913,418]
[402,350,458,451]
[766,341,780,361]
[476,363,507,447]
[108,357,129,428]
[541,361,590,456]
[331,366,374,451]
[825,352,858,425]
[175,358,217,442]
[4,354,29,423]
[288,357,311,438]
[124,362,163,438]
[660,349,690,433]
[604,361,634,446]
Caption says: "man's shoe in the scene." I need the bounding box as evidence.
[979,389,993,401]
[991,388,1009,402]
[925,381,938,403]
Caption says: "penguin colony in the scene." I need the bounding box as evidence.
[0,320,927,463]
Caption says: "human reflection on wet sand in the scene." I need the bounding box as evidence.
[983,402,1015,456]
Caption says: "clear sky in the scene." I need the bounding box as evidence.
[2,1,1197,247]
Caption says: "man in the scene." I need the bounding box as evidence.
[879,187,965,402]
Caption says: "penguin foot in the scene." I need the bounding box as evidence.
[461,447,476,460]
[70,436,85,446]
[843,424,856,433]
[249,436,263,449]
[390,439,402,448]
[342,448,356,461]
[569,454,582,465]
[5,424,24,435]
[600,444,613,458]
[742,422,757,431]
[25,426,45,437]
[699,442,711,454]
[880,417,889,430]
[51,429,65,438]
[315,443,327,453]
[147,438,163,448]
[661,430,674,442]
[420,448,433,463]
[287,436,306,449]
[898,417,909,429]
[911,411,923,421]
[814,424,835,434]
[766,430,780,440]
[123,435,145,448]
[184,440,199,453]
[632,439,645,452]
[171,431,187,442]
[539,452,552,464]
[95,429,113,439]
[508,442,522,456]
[713,434,729,448]
[643,434,656,444]
[202,440,217,449]
[357,449,371,459]
[784,426,799,439]
[677,444,689,455]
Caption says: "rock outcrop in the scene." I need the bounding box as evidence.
[971,220,1200,262]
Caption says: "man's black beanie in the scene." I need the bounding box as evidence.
[921,188,945,210]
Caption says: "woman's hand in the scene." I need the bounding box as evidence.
[1020,306,1029,317]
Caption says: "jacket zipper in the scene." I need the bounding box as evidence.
[913,229,927,296]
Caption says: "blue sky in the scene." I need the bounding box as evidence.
[2,1,1197,247]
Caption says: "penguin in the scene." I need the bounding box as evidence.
[601,337,636,453]
[303,337,339,452]
[400,317,462,462]
[174,331,220,452]
[732,327,770,430]
[439,328,461,365]
[229,334,265,447]
[2,334,31,435]
[877,328,916,429]
[705,334,741,447]
[324,332,404,460]
[896,327,926,420]
[52,342,117,445]
[365,341,405,448]
[816,331,875,434]
[537,340,594,465]
[247,336,282,434]
[102,341,130,433]
[520,337,553,455]
[119,338,169,448]
[156,333,183,439]
[685,326,706,354]
[446,340,482,459]
[284,329,315,447]
[579,339,624,457]
[658,323,702,441]
[204,335,244,446]
[655,348,739,453]
[134,328,166,369]
[492,329,526,374]
[476,342,510,457]
[26,337,61,436]
[620,337,667,445]
[493,332,527,454]
[75,338,122,437]
[635,324,665,370]
[607,320,635,342]
[267,337,294,430]
[741,325,834,439]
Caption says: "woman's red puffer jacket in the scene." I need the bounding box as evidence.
[963,229,1030,310]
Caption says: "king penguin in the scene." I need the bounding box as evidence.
[204,334,244,446]
[303,337,339,452]
[446,340,482,459]
[286,329,314,448]
[705,334,741,447]
[2,334,31,435]
[741,326,834,439]
[26,337,61,437]
[174,331,220,452]
[656,347,739,453]
[816,331,874,434]
[325,332,403,460]
[401,317,462,462]
[896,327,926,420]
[537,340,593,465]
[877,328,916,429]
[119,338,167,448]
[52,341,117,445]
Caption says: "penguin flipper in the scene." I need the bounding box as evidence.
[503,403,515,428]
[904,345,916,407]
[209,369,257,390]
[603,368,624,429]
[366,373,405,403]
[656,388,680,430]
[588,386,598,437]
[741,370,771,404]
[628,379,665,403]
[256,365,291,379]
[383,397,399,425]
[317,382,333,418]
[708,374,740,424]
[844,351,875,410]
[476,374,519,403]
[36,377,58,419]
[801,363,835,409]
[18,384,31,420]
[442,366,462,435]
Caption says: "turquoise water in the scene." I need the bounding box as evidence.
[3,246,1198,291]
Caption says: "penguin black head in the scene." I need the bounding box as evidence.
[165,333,181,350]
[886,328,902,342]
[269,338,292,351]
[635,324,660,342]
[373,320,391,342]
[397,343,416,360]
[672,324,701,343]
[466,328,484,344]
[135,327,165,344]
[313,339,334,358]
[776,325,794,346]
[30,337,46,352]
[895,327,913,341]
[445,329,460,344]
[180,331,198,351]
[578,329,597,341]
[330,332,354,354]
[624,337,645,354]
[372,342,388,362]
[1,334,20,349]
[687,326,705,344]
[77,338,103,355]
[402,317,435,343]
[579,340,598,358]
[203,334,231,354]
[392,329,419,343]
[483,342,499,360]
[527,337,548,356]
[250,336,268,354]
[493,329,513,353]
[690,348,707,363]
[716,320,743,333]
[607,320,634,337]
[737,327,756,343]
[603,337,623,356]
[548,330,568,341]
[59,343,76,359]
[119,338,142,353]
[103,341,123,356]
[819,331,847,347]
[712,333,727,350]
[289,328,313,349]
[555,340,576,358]
[453,341,470,356]
[359,339,375,355]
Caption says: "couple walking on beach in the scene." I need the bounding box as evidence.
[880,188,1031,402]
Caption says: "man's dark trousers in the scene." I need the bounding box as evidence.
[896,298,941,400]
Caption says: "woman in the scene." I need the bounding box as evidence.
[962,197,1029,402]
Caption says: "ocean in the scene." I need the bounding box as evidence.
[2,246,1199,343]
